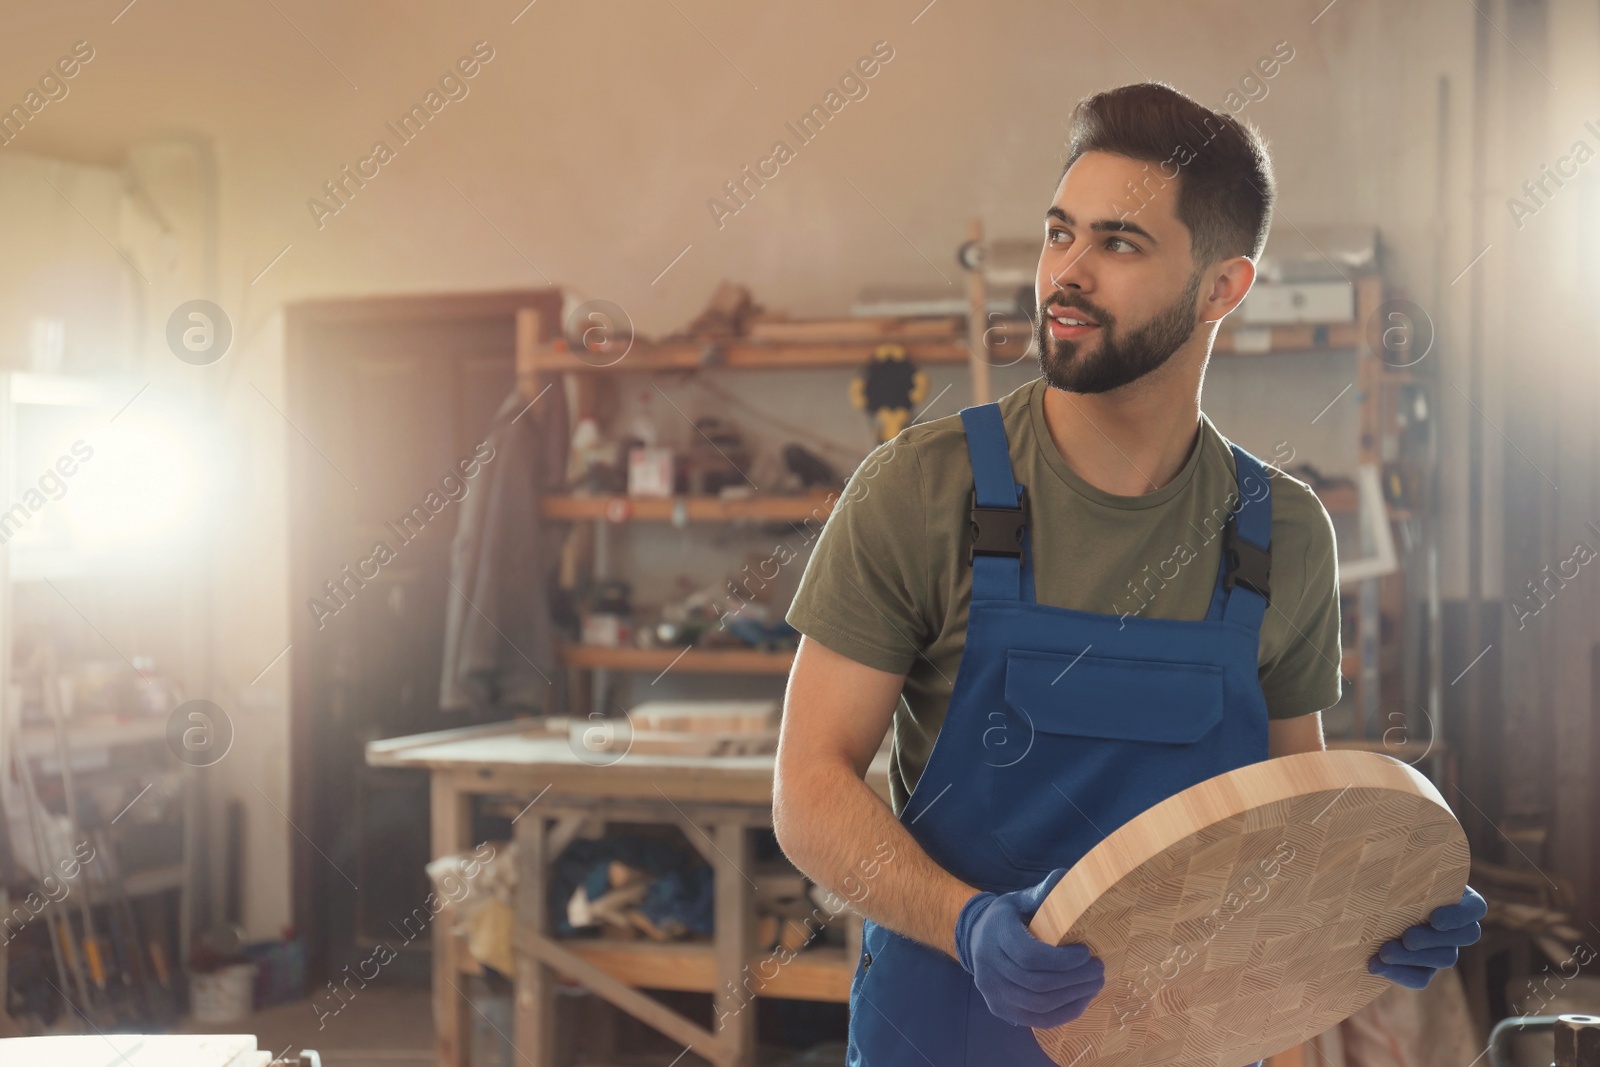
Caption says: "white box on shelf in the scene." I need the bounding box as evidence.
[1239,281,1354,324]
[628,446,675,497]
[581,613,632,647]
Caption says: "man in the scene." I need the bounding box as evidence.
[774,82,1483,1066]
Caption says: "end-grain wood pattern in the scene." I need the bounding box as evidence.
[1028,750,1470,1067]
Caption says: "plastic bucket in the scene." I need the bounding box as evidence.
[190,962,258,1023]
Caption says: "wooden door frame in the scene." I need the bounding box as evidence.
[283,287,563,980]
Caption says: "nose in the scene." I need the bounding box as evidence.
[1041,241,1094,295]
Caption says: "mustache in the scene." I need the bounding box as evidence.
[1040,293,1111,326]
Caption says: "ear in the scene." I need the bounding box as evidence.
[1200,256,1258,324]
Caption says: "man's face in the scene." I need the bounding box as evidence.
[1034,151,1204,394]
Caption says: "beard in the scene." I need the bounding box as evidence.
[1034,268,1203,394]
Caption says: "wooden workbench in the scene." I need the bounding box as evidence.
[366,717,892,1067]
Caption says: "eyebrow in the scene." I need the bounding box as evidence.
[1045,207,1158,247]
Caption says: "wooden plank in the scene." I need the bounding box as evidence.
[545,813,594,862]
[370,743,895,808]
[513,808,557,1067]
[530,339,973,373]
[532,316,1360,375]
[673,814,725,870]
[980,317,1364,357]
[745,315,964,343]
[544,483,1363,532]
[559,645,795,676]
[545,798,776,831]
[541,492,837,524]
[287,287,563,327]
[713,820,756,1066]
[625,698,778,738]
[372,736,894,806]
[365,719,534,765]
[620,732,777,758]
[430,775,472,1067]
[515,307,541,401]
[1214,321,1362,355]
[446,760,781,804]
[515,930,727,1065]
[554,940,855,1002]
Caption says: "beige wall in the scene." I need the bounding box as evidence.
[2,0,1578,937]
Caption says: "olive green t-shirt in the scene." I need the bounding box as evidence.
[786,376,1343,816]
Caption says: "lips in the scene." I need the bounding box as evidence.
[1046,305,1099,327]
[1046,304,1101,340]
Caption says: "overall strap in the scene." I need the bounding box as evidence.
[960,404,1032,602]
[1220,442,1273,630]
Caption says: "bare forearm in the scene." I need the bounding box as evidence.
[774,760,977,959]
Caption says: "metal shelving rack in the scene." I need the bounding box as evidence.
[0,371,195,1029]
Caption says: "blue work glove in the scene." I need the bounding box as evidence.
[954,869,1106,1029]
[1367,885,1486,989]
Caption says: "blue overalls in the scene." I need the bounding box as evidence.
[846,401,1276,1066]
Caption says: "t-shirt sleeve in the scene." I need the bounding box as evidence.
[784,433,930,675]
[1259,492,1344,719]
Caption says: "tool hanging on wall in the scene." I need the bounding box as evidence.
[13,727,91,1015]
[42,648,109,1002]
[849,343,930,444]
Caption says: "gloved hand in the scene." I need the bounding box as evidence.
[954,869,1105,1029]
[1367,885,1486,989]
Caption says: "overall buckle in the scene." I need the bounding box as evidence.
[1222,519,1271,600]
[969,486,1026,564]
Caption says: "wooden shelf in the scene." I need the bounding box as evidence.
[560,645,795,675]
[1213,321,1362,355]
[529,315,1367,375]
[559,939,852,1002]
[546,487,1409,526]
[981,318,1364,357]
[531,338,971,373]
[543,492,837,524]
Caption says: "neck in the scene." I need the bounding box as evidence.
[1040,359,1205,497]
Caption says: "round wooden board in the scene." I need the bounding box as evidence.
[1027,750,1470,1067]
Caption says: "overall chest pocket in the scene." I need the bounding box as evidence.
[1004,648,1225,742]
[990,648,1227,874]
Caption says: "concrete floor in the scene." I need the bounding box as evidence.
[176,983,848,1067]
[179,984,434,1066]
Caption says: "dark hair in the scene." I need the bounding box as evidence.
[1061,82,1275,269]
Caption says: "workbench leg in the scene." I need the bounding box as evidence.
[588,997,618,1063]
[431,775,471,1067]
[515,810,559,1067]
[712,821,756,1067]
